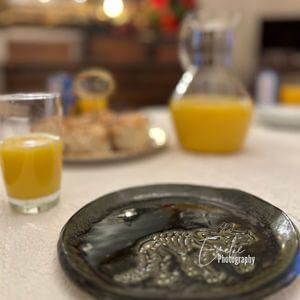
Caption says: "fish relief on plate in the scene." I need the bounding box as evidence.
[79,202,262,292]
[113,223,258,287]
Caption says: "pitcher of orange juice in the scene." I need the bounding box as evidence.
[170,10,253,153]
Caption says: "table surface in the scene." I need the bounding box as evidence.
[1,108,300,300]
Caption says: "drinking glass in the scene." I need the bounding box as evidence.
[0,93,63,214]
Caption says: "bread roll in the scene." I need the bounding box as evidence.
[110,112,150,151]
[63,116,111,154]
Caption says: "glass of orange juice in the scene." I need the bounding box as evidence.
[74,68,115,113]
[0,93,63,214]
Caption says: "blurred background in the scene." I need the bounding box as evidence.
[0,0,299,109]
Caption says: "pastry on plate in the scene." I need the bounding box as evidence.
[81,110,116,127]
[35,110,152,157]
[63,116,111,154]
[110,112,150,151]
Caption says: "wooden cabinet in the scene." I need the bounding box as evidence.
[3,28,182,109]
[89,37,145,64]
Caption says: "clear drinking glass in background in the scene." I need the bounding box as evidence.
[0,93,63,214]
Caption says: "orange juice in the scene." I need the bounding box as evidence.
[170,95,253,153]
[280,84,300,105]
[77,97,107,113]
[0,133,63,200]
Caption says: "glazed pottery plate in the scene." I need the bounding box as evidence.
[58,184,300,299]
[63,127,167,164]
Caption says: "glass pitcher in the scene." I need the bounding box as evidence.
[170,10,253,153]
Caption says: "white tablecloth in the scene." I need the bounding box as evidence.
[1,108,300,300]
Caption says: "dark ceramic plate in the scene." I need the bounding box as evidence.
[58,184,300,300]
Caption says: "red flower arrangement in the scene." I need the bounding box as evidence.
[140,0,196,33]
